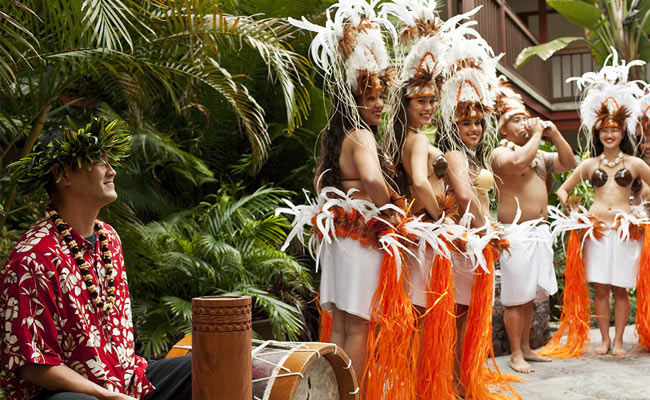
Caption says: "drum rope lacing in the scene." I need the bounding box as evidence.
[251,340,319,383]
[250,339,360,397]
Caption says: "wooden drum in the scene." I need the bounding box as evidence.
[167,337,359,400]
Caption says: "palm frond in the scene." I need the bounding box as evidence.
[82,0,156,51]
[229,16,312,134]
[162,295,192,323]
[226,285,304,340]
[0,5,40,87]
[201,185,292,236]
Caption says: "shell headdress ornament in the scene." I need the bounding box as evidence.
[495,76,529,131]
[436,6,502,136]
[289,0,396,103]
[568,48,645,144]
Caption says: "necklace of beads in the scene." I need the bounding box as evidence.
[599,152,624,168]
[499,139,544,170]
[48,209,116,313]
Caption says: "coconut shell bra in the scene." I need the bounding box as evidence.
[589,158,633,188]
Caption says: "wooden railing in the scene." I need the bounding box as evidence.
[550,48,598,102]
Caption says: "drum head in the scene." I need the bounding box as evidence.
[293,355,338,399]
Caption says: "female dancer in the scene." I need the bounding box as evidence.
[287,2,418,397]
[381,2,458,397]
[434,15,513,399]
[550,53,650,357]
[384,0,450,308]
[318,86,392,378]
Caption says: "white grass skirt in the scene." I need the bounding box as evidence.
[452,252,477,306]
[499,224,558,306]
[319,237,383,320]
[584,230,641,289]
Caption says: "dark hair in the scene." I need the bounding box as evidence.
[591,126,635,156]
[316,95,379,189]
[391,89,410,196]
[436,117,488,169]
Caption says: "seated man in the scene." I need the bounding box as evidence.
[0,119,190,400]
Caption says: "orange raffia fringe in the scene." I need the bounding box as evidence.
[538,229,591,358]
[320,308,333,343]
[461,245,520,400]
[636,225,650,349]
[417,252,457,399]
[362,249,418,400]
[311,292,333,342]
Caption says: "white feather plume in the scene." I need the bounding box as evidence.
[289,0,395,93]
[639,90,650,122]
[567,47,646,139]
[399,35,446,82]
[380,0,440,27]
[435,6,501,131]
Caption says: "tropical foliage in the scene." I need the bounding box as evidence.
[0,0,333,370]
[515,0,650,79]
[126,184,314,359]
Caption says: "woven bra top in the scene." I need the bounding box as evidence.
[589,158,633,188]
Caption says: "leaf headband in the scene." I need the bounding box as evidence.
[9,118,131,194]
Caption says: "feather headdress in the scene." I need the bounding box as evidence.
[495,77,529,131]
[416,5,503,169]
[289,0,396,99]
[568,48,645,138]
[381,0,444,98]
[437,6,502,134]
[382,2,483,99]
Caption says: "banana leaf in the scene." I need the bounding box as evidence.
[515,36,583,68]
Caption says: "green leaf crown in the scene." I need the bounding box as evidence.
[9,118,131,194]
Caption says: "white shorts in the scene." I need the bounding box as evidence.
[319,237,383,320]
[584,230,641,289]
[499,224,558,306]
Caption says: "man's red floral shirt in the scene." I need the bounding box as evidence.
[0,216,154,399]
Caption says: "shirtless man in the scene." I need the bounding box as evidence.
[490,87,575,373]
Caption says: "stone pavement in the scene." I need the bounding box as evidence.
[493,326,650,400]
